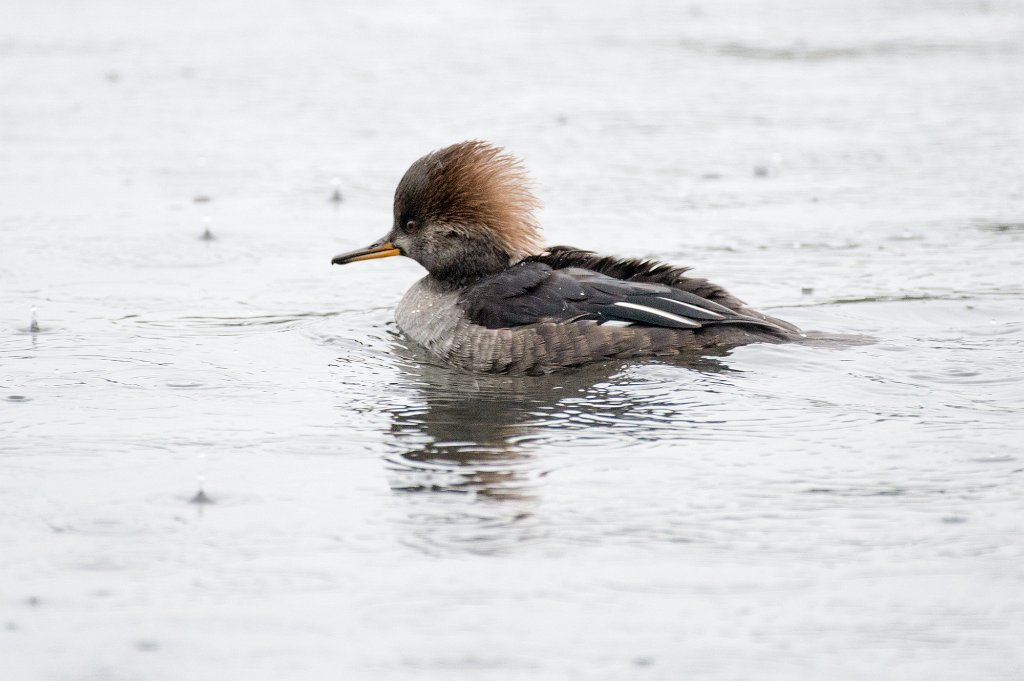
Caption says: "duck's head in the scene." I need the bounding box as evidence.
[332,141,542,286]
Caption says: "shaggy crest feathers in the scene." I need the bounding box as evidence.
[395,141,543,260]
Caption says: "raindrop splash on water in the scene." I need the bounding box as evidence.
[189,485,214,505]
[189,452,214,504]
[29,306,39,333]
[200,216,215,241]
[330,177,343,204]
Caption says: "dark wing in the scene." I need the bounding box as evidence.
[525,245,744,309]
[526,246,802,334]
[459,262,789,333]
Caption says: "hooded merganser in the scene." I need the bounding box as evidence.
[332,141,801,375]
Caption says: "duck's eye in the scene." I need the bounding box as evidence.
[405,220,419,233]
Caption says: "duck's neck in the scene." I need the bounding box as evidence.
[427,240,520,290]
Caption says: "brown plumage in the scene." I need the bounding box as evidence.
[332,141,802,375]
[394,140,543,263]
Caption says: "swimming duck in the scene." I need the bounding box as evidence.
[332,141,800,375]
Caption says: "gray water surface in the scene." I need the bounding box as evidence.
[2,1,1023,679]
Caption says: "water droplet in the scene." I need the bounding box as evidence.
[330,177,343,203]
[29,306,39,333]
[200,216,215,241]
[191,456,213,504]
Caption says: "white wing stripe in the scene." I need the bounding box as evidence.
[656,297,726,320]
[612,302,701,328]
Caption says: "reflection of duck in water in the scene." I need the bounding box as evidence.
[379,347,735,554]
[383,341,734,502]
[379,353,589,554]
[333,141,801,375]
[385,351,586,502]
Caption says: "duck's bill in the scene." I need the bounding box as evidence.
[331,240,401,265]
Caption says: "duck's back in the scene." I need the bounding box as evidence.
[396,246,800,375]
